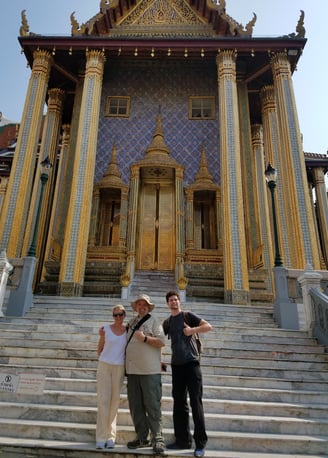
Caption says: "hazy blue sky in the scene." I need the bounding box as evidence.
[1,0,327,156]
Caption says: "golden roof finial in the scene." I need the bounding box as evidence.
[145,107,170,156]
[195,145,214,184]
[98,143,125,187]
[19,10,29,37]
[296,10,305,38]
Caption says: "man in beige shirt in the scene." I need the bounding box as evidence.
[125,294,166,455]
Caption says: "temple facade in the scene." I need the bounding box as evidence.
[0,0,327,304]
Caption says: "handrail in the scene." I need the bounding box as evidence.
[309,288,328,346]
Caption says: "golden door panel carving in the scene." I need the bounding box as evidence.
[137,182,175,271]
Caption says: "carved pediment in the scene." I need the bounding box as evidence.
[121,0,206,27]
[111,0,211,38]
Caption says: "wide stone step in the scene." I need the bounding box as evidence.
[2,342,327,363]
[1,336,324,356]
[0,317,278,329]
[0,419,327,454]
[42,376,328,403]
[2,356,328,381]
[0,438,326,458]
[0,327,320,348]
[1,401,328,436]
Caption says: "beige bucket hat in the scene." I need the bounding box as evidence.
[131,294,155,312]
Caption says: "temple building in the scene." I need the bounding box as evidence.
[0,0,327,304]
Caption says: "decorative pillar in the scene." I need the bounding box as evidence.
[260,85,291,266]
[175,167,187,291]
[89,189,100,247]
[251,124,273,291]
[121,165,140,291]
[22,88,65,257]
[185,189,194,250]
[0,50,52,257]
[271,52,320,269]
[119,188,129,248]
[43,124,71,263]
[237,74,262,268]
[313,167,328,267]
[58,50,105,296]
[216,50,249,304]
[0,177,9,213]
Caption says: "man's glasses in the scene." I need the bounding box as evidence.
[113,312,125,317]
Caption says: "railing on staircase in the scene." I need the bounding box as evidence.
[310,288,328,346]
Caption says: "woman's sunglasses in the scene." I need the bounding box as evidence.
[113,312,125,317]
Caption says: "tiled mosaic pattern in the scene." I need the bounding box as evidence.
[96,59,220,186]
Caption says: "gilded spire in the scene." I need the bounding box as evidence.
[145,108,170,156]
[195,145,214,184]
[98,143,125,187]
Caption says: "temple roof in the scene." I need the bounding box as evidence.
[69,0,258,39]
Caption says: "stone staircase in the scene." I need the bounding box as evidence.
[0,295,328,457]
[129,271,176,297]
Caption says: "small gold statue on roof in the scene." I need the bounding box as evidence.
[19,10,29,37]
[296,10,305,38]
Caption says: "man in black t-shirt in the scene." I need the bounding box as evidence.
[163,291,212,458]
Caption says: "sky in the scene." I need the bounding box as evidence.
[0,0,327,157]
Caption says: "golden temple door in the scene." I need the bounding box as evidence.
[136,180,175,271]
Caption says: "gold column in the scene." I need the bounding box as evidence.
[0,177,9,213]
[58,50,105,296]
[121,165,140,286]
[260,85,290,266]
[251,124,273,291]
[216,50,249,304]
[313,167,328,267]
[119,188,129,248]
[185,189,194,250]
[89,188,100,247]
[271,52,320,269]
[41,124,70,275]
[22,88,65,256]
[175,167,187,290]
[0,50,52,256]
[237,75,261,268]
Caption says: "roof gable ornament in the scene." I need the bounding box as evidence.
[287,10,306,38]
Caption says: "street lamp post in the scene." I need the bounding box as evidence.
[265,163,283,267]
[27,156,52,257]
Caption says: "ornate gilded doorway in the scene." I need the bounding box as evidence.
[136,175,175,271]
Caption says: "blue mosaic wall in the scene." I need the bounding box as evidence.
[96,59,220,185]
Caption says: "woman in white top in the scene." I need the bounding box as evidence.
[96,304,127,449]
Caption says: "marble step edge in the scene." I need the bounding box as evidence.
[2,397,328,417]
[0,421,328,448]
[0,437,326,458]
[3,347,327,362]
[0,330,319,345]
[0,364,328,392]
[2,360,328,379]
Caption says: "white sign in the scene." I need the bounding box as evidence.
[0,373,19,392]
[0,372,45,394]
